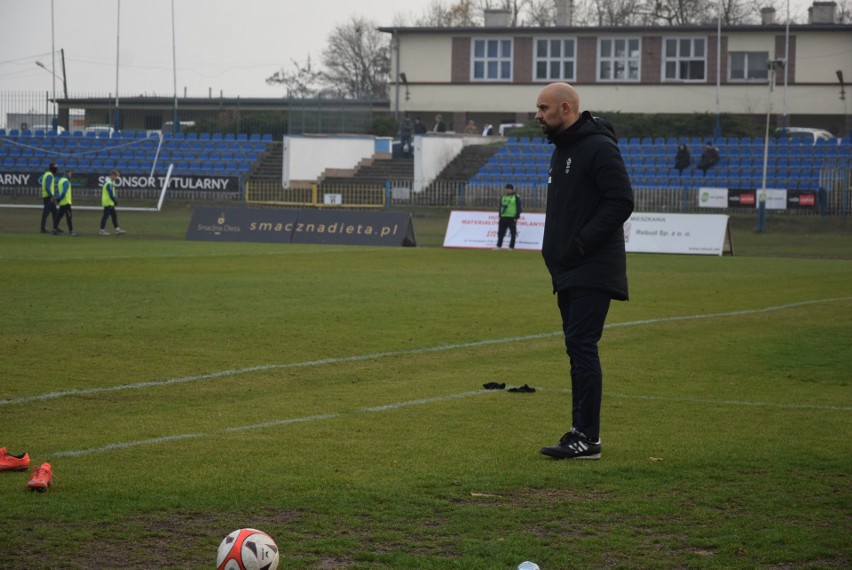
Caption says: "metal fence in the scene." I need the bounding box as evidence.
[243,165,851,217]
[3,179,850,219]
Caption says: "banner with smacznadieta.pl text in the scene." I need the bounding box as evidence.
[186,207,416,247]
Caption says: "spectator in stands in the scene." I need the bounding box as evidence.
[99,170,126,236]
[534,82,634,461]
[414,116,427,135]
[52,170,77,236]
[464,119,477,134]
[496,183,522,249]
[432,114,446,133]
[697,141,720,175]
[38,162,59,234]
[399,116,413,158]
[482,123,494,136]
[674,143,691,175]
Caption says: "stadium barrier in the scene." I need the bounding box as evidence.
[246,181,386,209]
[250,175,849,217]
[2,165,849,217]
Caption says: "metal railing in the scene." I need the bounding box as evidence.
[244,163,851,217]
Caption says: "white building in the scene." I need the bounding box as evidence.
[380,2,852,137]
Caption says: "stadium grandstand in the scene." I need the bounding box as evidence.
[472,135,852,192]
[0,128,272,179]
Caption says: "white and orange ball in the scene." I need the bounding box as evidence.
[216,528,279,570]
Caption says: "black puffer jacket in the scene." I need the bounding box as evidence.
[542,111,634,300]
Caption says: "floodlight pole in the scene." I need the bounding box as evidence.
[837,70,848,138]
[114,0,121,133]
[714,0,722,139]
[781,0,790,130]
[60,48,68,99]
[171,0,179,134]
[50,0,56,126]
[393,29,401,123]
[758,60,783,233]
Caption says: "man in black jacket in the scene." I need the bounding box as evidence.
[535,83,634,460]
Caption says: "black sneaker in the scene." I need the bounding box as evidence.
[540,428,601,460]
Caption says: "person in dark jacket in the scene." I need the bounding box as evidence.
[496,183,522,249]
[674,143,691,175]
[696,141,720,175]
[534,82,634,460]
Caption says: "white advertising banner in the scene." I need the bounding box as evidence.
[698,187,729,208]
[761,189,788,210]
[624,213,732,256]
[443,211,545,250]
[444,211,732,255]
[699,187,789,210]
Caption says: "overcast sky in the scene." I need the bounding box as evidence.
[0,0,818,99]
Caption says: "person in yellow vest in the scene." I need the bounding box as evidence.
[52,170,77,236]
[99,170,126,236]
[496,183,523,249]
[38,162,59,234]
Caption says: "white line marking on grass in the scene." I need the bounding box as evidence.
[4,296,850,408]
[0,247,358,263]
[606,392,852,411]
[51,394,490,458]
[359,390,492,412]
[52,432,205,458]
[52,414,341,458]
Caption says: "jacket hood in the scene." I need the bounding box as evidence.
[548,111,617,147]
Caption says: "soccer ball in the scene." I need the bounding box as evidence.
[216,528,280,570]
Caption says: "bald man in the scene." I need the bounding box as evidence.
[535,83,634,460]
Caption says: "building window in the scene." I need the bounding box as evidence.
[472,38,513,81]
[534,38,576,81]
[663,38,706,81]
[730,51,769,81]
[598,38,640,81]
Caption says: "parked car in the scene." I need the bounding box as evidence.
[498,123,525,136]
[84,124,115,137]
[32,124,65,134]
[775,127,837,144]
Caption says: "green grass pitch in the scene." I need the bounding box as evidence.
[0,204,850,569]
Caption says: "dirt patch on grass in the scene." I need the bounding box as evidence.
[9,508,302,570]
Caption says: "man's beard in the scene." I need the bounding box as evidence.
[538,118,562,136]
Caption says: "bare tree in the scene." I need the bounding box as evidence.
[266,56,324,98]
[414,0,482,26]
[526,0,559,26]
[321,17,391,100]
[648,0,711,25]
[582,0,648,25]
